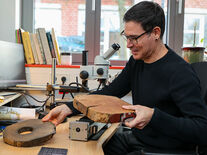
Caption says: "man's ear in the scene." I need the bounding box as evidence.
[152,26,161,40]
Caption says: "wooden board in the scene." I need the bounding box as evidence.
[73,95,135,123]
[3,119,56,147]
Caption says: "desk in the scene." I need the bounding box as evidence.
[0,116,120,155]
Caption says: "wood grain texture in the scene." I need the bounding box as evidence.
[3,119,56,147]
[73,95,134,123]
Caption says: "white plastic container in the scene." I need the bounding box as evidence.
[61,53,72,65]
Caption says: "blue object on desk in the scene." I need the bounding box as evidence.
[0,126,6,130]
[0,120,18,126]
[0,126,6,137]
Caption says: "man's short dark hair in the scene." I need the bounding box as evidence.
[123,1,165,39]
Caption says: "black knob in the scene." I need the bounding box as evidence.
[112,43,120,50]
[76,127,80,132]
[97,68,104,75]
[80,70,89,79]
[61,76,66,85]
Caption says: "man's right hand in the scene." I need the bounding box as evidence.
[42,104,72,126]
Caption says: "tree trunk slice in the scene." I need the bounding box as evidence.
[73,95,135,123]
[3,119,56,147]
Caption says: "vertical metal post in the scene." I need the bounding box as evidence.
[51,58,56,85]
[82,50,88,66]
[51,58,56,108]
[82,50,88,88]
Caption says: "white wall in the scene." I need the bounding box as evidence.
[25,67,122,89]
[0,0,21,42]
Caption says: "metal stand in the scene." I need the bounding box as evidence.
[49,58,57,109]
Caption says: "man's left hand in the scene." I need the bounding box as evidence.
[122,105,154,129]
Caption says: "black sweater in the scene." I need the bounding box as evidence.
[67,46,207,149]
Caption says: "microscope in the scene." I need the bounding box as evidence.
[79,43,120,89]
[15,43,120,118]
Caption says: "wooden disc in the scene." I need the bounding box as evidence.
[3,119,56,147]
[73,95,135,123]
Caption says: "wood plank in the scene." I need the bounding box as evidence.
[3,119,56,147]
[73,95,135,123]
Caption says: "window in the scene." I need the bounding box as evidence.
[34,0,86,55]
[100,0,168,65]
[35,3,61,35]
[183,7,207,47]
[25,0,183,66]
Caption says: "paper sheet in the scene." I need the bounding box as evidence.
[0,106,35,120]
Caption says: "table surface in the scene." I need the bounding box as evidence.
[0,116,120,155]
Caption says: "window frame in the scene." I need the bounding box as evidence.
[167,0,185,56]
[22,0,186,66]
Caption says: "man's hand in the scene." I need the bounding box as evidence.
[42,104,72,126]
[122,105,154,129]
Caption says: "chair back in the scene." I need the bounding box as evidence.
[191,62,207,103]
[191,62,207,155]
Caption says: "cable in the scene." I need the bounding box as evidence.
[16,91,50,112]
[36,96,51,113]
[70,92,74,98]
[19,93,32,107]
[61,79,90,99]
[69,82,90,92]
[96,82,102,91]
[19,92,50,103]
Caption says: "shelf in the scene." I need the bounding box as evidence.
[0,93,21,106]
[25,64,80,68]
[25,64,124,69]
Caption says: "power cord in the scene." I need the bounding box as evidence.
[18,92,51,113]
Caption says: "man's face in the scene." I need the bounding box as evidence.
[123,21,156,61]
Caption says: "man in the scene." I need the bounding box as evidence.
[43,1,207,155]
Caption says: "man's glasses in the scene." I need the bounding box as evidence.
[121,30,151,44]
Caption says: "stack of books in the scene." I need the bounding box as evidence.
[15,28,61,65]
